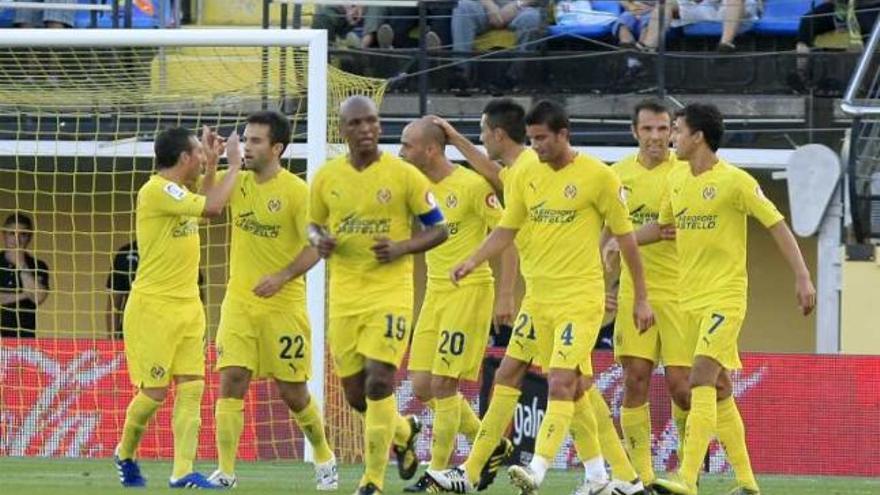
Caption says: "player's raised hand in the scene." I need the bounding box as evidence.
[308,225,336,258]
[200,125,225,170]
[225,132,242,170]
[602,237,620,273]
[371,236,405,263]
[253,272,287,298]
[633,298,655,333]
[796,274,816,316]
[450,259,477,286]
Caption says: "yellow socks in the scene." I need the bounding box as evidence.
[429,395,460,470]
[462,384,520,485]
[363,395,397,489]
[570,393,602,462]
[716,397,759,491]
[672,401,689,462]
[292,397,335,465]
[458,394,481,442]
[620,402,654,484]
[171,380,205,480]
[117,391,161,460]
[534,399,574,463]
[589,387,638,482]
[215,398,244,475]
[392,411,413,448]
[679,386,716,487]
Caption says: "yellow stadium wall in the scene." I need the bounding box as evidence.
[0,167,816,352]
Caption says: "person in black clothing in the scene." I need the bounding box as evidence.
[1,212,50,338]
[105,241,206,338]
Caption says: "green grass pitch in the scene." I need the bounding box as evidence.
[1,457,878,494]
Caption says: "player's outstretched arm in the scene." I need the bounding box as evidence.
[616,232,655,332]
[253,246,321,298]
[602,222,672,270]
[451,227,516,285]
[430,116,504,192]
[768,221,816,315]
[202,133,242,218]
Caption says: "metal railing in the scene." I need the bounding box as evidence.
[841,18,880,242]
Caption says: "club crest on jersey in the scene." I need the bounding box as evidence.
[267,198,282,212]
[376,188,392,204]
[446,193,458,208]
[564,184,578,199]
[485,192,500,209]
[702,184,717,200]
[150,365,166,380]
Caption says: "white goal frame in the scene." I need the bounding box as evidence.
[0,28,330,461]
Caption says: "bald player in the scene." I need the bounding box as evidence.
[308,97,449,495]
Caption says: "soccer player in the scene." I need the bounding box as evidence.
[645,104,816,495]
[205,111,337,490]
[114,126,241,488]
[397,118,516,492]
[428,101,654,495]
[308,96,449,495]
[435,101,646,493]
[602,99,693,487]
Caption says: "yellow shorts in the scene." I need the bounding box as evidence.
[409,283,494,381]
[328,306,413,378]
[123,292,205,388]
[215,298,312,382]
[614,299,696,367]
[505,296,604,374]
[689,307,745,370]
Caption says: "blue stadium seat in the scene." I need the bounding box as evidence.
[0,7,15,28]
[74,0,172,28]
[548,1,623,40]
[754,0,813,36]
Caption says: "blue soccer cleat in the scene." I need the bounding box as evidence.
[169,472,222,489]
[114,453,147,487]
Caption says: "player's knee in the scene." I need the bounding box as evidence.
[547,372,578,400]
[141,386,169,403]
[219,367,250,399]
[364,374,394,400]
[343,387,367,412]
[623,369,651,400]
[277,381,311,412]
[670,385,691,410]
[494,358,527,387]
[431,376,459,399]
[411,372,433,404]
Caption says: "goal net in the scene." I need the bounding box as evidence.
[0,29,385,464]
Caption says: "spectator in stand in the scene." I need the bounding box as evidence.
[1,213,49,339]
[615,0,655,49]
[12,0,76,28]
[374,1,453,50]
[311,4,386,48]
[638,0,761,52]
[790,0,880,87]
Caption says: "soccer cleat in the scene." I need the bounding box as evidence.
[315,457,339,491]
[403,473,435,492]
[425,467,475,493]
[114,452,147,487]
[607,478,647,495]
[169,472,223,489]
[572,479,612,495]
[476,437,513,491]
[394,415,422,480]
[207,470,237,488]
[726,487,760,495]
[651,477,696,495]
[507,465,539,495]
[354,482,383,494]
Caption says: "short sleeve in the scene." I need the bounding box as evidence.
[737,172,784,227]
[498,169,528,230]
[407,166,444,226]
[473,178,503,229]
[309,169,330,225]
[147,180,206,218]
[598,169,633,235]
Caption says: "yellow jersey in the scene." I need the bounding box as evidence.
[498,147,540,278]
[611,152,683,302]
[500,152,633,302]
[310,152,444,316]
[131,175,206,299]
[224,168,310,310]
[658,159,784,312]
[426,165,502,289]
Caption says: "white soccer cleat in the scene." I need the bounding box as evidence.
[507,465,539,495]
[425,466,475,493]
[606,478,646,495]
[572,478,612,495]
[315,456,339,491]
[207,469,238,488]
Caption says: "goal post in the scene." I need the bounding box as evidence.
[0,28,379,463]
